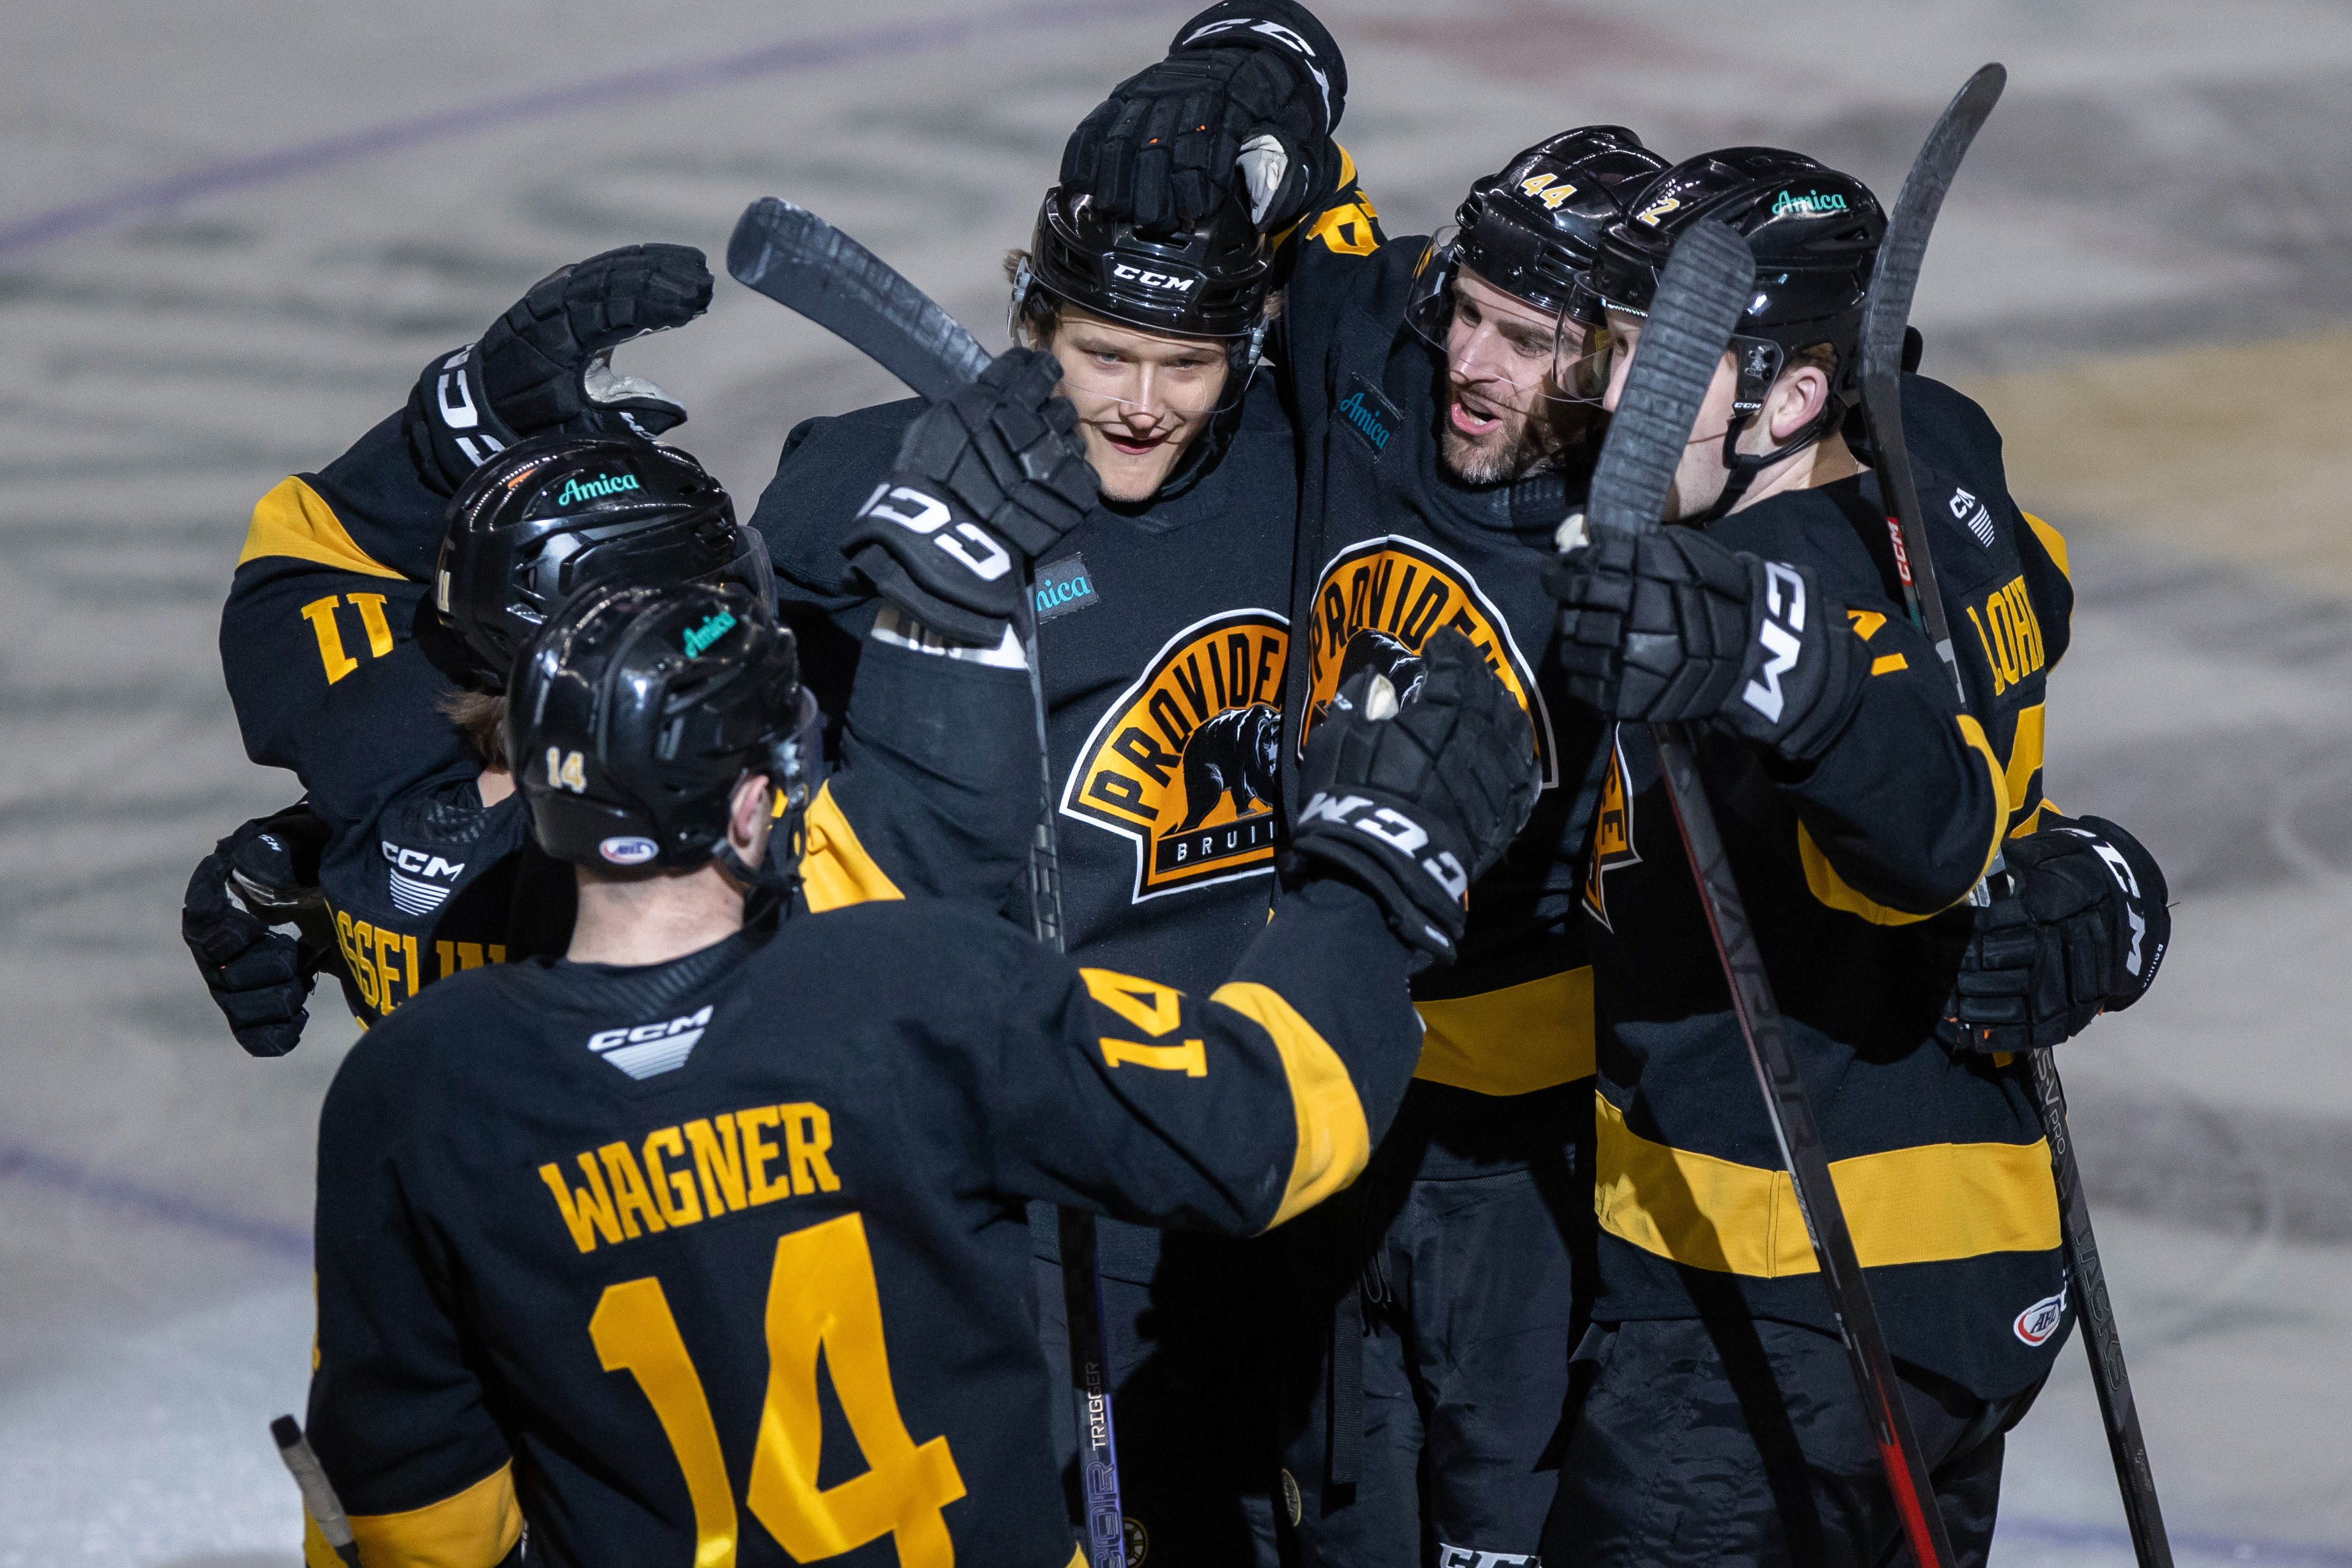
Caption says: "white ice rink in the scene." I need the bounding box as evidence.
[4,2,2350,1563]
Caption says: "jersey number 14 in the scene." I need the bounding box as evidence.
[588,1211,966,1566]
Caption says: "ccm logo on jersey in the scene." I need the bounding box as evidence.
[856,483,1013,583]
[2012,1284,2067,1347]
[1110,262,1200,295]
[1949,485,1997,548]
[1298,791,1469,902]
[588,1004,712,1079]
[1741,561,1807,724]
[382,841,464,918]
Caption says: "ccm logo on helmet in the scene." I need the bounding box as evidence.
[1110,263,1199,295]
[1741,561,1807,725]
[599,836,659,866]
[1298,790,1470,902]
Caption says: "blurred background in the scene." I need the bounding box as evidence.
[3,2,2348,1563]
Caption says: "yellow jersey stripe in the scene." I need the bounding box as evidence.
[1796,712,2007,926]
[2022,510,2070,581]
[1411,966,1596,1096]
[1594,1093,2060,1276]
[239,475,404,580]
[1212,980,1370,1230]
[304,1461,523,1568]
[796,783,905,912]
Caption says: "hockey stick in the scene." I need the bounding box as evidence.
[272,1415,363,1568]
[1583,218,1957,1568]
[1858,66,2176,1568]
[727,196,1125,1568]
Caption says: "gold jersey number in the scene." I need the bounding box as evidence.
[586,1211,966,1567]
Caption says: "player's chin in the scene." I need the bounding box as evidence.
[1438,422,1521,485]
[1085,427,1188,501]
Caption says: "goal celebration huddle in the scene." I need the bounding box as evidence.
[182,5,2174,1565]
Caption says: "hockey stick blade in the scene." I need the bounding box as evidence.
[1577,216,1958,1567]
[727,196,992,404]
[1585,219,1755,538]
[1858,64,2004,697]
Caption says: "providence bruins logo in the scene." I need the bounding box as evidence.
[1298,536,1556,787]
[1062,609,1290,902]
[1583,727,1640,930]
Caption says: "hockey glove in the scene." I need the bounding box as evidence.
[405,242,714,494]
[1545,521,1862,764]
[1287,628,1540,965]
[1943,814,2171,1054]
[1061,0,1346,234]
[840,348,1098,645]
[182,804,334,1058]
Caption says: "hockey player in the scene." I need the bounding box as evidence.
[299,577,1541,1566]
[1062,10,1661,1554]
[752,179,1335,1557]
[1535,147,2170,1566]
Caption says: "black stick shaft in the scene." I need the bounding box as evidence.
[1650,723,1957,1568]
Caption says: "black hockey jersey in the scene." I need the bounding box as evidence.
[222,416,1037,1031]
[302,879,1421,1568]
[754,377,1304,1280]
[1581,375,2076,1399]
[1273,159,1610,1175]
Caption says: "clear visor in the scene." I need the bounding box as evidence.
[1402,228,1613,409]
[771,684,824,813]
[1051,330,1253,416]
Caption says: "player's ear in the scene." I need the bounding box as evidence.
[728,773,774,858]
[1766,361,1830,445]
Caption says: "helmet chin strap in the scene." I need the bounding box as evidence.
[1688,402,1838,524]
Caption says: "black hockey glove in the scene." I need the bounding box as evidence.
[405,242,714,494]
[1942,815,2171,1054]
[1545,521,1863,764]
[1287,628,1541,966]
[1061,0,1346,235]
[840,348,1098,645]
[182,804,334,1058]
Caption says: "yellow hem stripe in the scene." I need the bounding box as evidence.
[796,782,904,912]
[239,475,404,579]
[1213,981,1370,1230]
[304,1461,522,1568]
[1594,1094,2059,1276]
[1411,966,1595,1097]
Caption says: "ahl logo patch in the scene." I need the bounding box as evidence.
[2013,1283,2068,1347]
[1298,536,1556,788]
[1033,554,1099,623]
[1581,727,1641,930]
[1337,373,1400,459]
[1061,609,1289,902]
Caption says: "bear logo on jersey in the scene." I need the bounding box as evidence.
[1299,536,1555,787]
[1062,609,1289,902]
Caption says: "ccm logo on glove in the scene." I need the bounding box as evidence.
[2057,826,2151,977]
[1742,561,1807,724]
[853,483,1014,583]
[1296,791,1470,902]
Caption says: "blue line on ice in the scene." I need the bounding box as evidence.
[0,1140,310,1263]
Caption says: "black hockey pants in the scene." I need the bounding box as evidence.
[1541,1317,2051,1567]
[1278,1161,1583,1567]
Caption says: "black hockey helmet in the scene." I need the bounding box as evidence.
[1592,146,1886,413]
[1588,148,1885,519]
[1012,185,1273,411]
[1403,126,1670,404]
[508,582,820,875]
[435,432,774,692]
